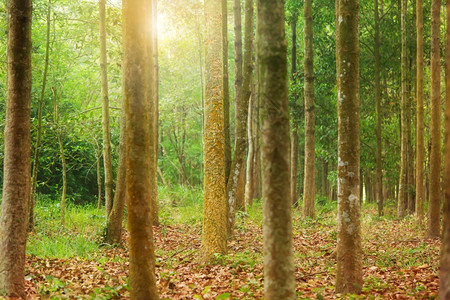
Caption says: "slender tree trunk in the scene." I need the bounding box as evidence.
[439,0,450,295]
[30,3,51,230]
[303,0,316,218]
[335,0,363,293]
[398,0,408,219]
[258,0,295,298]
[290,14,299,207]
[106,104,126,244]
[223,0,231,182]
[234,0,243,127]
[122,0,158,297]
[0,0,32,296]
[227,0,254,234]
[374,0,383,216]
[52,87,67,226]
[96,142,102,210]
[415,0,424,223]
[200,0,227,263]
[148,0,159,226]
[99,0,114,217]
[291,129,299,206]
[428,0,441,238]
[245,87,255,210]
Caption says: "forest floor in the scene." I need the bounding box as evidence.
[23,199,440,299]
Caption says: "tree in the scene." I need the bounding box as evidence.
[0,0,32,296]
[335,0,363,294]
[439,0,450,294]
[303,0,316,218]
[200,0,227,263]
[258,0,295,298]
[223,0,231,182]
[290,12,299,207]
[99,0,114,217]
[227,0,254,234]
[122,0,158,297]
[374,0,383,217]
[397,0,408,219]
[428,0,441,238]
[415,0,425,224]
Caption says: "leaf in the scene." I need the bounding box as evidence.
[216,292,231,299]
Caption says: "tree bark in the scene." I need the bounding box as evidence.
[223,0,231,183]
[106,103,126,244]
[303,0,316,218]
[0,0,32,296]
[244,87,255,210]
[200,0,228,263]
[258,0,295,298]
[96,142,102,210]
[374,0,383,216]
[397,0,408,219]
[428,0,441,238]
[290,14,299,207]
[122,0,158,297]
[415,0,425,224]
[335,0,363,293]
[148,0,159,226]
[227,0,254,234]
[439,0,450,295]
[99,0,114,217]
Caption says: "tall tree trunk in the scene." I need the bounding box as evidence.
[335,0,362,293]
[415,0,425,224]
[106,104,126,244]
[428,0,441,238]
[374,0,383,216]
[439,0,450,295]
[303,0,316,218]
[234,0,243,127]
[245,87,255,210]
[398,0,408,219]
[258,0,295,298]
[52,87,67,226]
[200,0,227,263]
[0,0,32,296]
[30,3,51,230]
[148,0,159,226]
[99,0,114,217]
[290,14,299,207]
[227,0,254,234]
[122,0,158,297]
[223,0,231,182]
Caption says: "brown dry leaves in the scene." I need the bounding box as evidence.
[24,210,440,299]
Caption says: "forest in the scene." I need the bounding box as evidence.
[1,0,450,298]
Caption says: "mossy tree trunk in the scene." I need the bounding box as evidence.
[335,0,363,293]
[428,0,441,238]
[397,0,408,219]
[415,0,425,224]
[122,0,158,297]
[200,0,228,263]
[258,0,295,298]
[303,0,316,218]
[0,0,32,296]
[99,0,114,217]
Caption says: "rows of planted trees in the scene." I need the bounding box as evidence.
[2,0,450,298]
